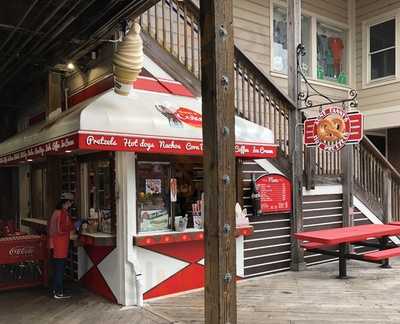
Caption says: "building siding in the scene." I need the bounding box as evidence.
[356,0,400,121]
[233,0,349,111]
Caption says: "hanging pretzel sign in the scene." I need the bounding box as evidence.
[304,106,363,152]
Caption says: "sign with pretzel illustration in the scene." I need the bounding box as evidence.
[304,106,363,152]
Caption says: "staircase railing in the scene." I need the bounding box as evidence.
[140,0,400,222]
[353,137,400,221]
[139,0,295,161]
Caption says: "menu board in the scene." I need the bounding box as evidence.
[256,174,291,214]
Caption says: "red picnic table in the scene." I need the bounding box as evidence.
[294,224,400,278]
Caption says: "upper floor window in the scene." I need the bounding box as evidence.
[317,22,347,85]
[369,19,395,81]
[272,6,311,75]
[272,4,348,86]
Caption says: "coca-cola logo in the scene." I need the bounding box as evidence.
[175,107,202,128]
[9,246,35,257]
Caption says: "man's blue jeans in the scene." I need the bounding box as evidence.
[53,258,66,295]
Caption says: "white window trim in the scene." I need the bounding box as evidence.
[362,11,400,89]
[270,0,351,88]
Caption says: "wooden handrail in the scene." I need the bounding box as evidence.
[141,0,400,221]
[361,136,400,181]
[234,47,296,110]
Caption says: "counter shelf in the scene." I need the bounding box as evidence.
[79,232,116,246]
[133,225,253,246]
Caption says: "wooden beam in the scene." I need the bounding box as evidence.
[304,147,316,190]
[287,0,305,271]
[47,71,62,117]
[383,169,392,224]
[341,145,354,228]
[200,1,237,323]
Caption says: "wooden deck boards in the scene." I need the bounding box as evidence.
[0,286,169,324]
[2,260,400,323]
[147,259,400,323]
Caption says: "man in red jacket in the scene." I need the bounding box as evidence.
[48,193,75,299]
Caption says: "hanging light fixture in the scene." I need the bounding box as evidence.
[112,23,143,96]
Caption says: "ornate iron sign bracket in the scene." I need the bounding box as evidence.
[297,44,358,111]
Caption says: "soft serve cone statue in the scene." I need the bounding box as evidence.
[113,23,143,95]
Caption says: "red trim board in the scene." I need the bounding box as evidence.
[0,132,276,164]
[134,226,253,247]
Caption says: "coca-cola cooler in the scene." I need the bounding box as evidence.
[0,234,48,291]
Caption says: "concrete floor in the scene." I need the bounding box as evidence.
[2,259,400,323]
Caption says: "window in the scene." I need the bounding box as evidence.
[369,19,395,81]
[137,161,171,233]
[317,22,347,84]
[87,159,114,233]
[272,6,311,75]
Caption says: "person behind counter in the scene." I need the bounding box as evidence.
[48,192,76,299]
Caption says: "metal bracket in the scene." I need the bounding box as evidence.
[224,272,232,283]
[223,224,231,234]
[221,75,229,90]
[223,126,230,136]
[296,44,358,111]
[223,175,230,184]
[219,25,228,38]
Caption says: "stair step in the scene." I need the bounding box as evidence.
[363,247,400,261]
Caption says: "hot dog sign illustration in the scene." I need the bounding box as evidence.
[304,106,363,152]
[156,105,202,128]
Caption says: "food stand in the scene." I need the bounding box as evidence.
[0,56,278,305]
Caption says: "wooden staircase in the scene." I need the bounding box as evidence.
[139,0,294,173]
[139,0,400,275]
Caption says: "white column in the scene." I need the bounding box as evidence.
[115,152,140,306]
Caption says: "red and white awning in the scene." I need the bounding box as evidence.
[0,89,277,165]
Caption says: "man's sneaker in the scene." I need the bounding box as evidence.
[53,293,71,299]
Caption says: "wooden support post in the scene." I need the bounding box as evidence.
[288,0,305,271]
[46,156,61,219]
[200,1,237,324]
[47,71,62,117]
[341,145,354,228]
[383,169,392,224]
[304,147,316,190]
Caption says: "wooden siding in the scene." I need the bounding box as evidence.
[241,160,375,278]
[303,194,374,266]
[232,0,349,107]
[242,161,292,277]
[233,0,269,74]
[356,0,400,114]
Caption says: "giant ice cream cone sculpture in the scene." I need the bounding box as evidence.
[113,23,143,95]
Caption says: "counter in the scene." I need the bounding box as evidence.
[133,226,253,246]
[79,232,116,246]
[132,225,253,300]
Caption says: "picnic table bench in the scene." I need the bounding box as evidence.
[295,224,400,278]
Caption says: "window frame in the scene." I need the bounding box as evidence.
[270,0,350,88]
[363,13,400,87]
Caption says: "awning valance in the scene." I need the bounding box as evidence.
[0,89,277,165]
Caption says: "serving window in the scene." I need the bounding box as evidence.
[136,156,204,234]
[79,153,115,235]
[136,161,171,233]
